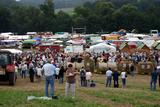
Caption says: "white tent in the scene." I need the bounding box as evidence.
[54,40,63,43]
[66,39,86,45]
[0,49,22,54]
[89,43,116,53]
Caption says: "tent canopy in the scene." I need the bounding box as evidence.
[0,49,22,54]
[54,40,63,43]
[89,43,116,53]
[32,37,41,41]
[23,39,36,44]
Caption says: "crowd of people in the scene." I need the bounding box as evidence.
[12,50,160,99]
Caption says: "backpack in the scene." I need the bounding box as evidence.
[80,69,86,77]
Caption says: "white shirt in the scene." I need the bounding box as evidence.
[86,72,92,80]
[36,67,42,76]
[121,72,126,79]
[55,67,60,75]
[21,64,27,71]
[106,70,112,77]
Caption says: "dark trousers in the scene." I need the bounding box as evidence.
[81,77,86,87]
[122,78,126,88]
[113,80,119,88]
[29,69,34,82]
[159,76,160,87]
[59,76,64,84]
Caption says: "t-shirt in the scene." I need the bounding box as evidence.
[86,72,92,80]
[121,72,126,79]
[36,67,42,76]
[55,68,60,75]
[106,70,112,77]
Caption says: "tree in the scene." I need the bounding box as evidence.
[39,0,56,32]
[0,7,11,33]
[95,1,114,16]
[112,4,140,31]
[56,11,73,32]
[40,0,55,16]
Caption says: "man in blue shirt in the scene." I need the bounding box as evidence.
[42,60,56,98]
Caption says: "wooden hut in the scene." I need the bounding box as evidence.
[137,43,150,53]
[155,43,160,50]
[119,42,130,52]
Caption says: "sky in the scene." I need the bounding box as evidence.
[15,0,21,2]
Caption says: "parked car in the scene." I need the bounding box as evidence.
[0,50,16,85]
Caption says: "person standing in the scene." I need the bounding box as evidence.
[36,65,42,82]
[130,63,135,77]
[106,68,112,87]
[21,62,27,78]
[59,66,65,84]
[65,64,77,98]
[86,69,92,87]
[29,61,35,82]
[80,67,86,87]
[156,64,160,87]
[55,66,60,79]
[112,70,120,88]
[121,71,127,88]
[42,60,57,99]
[150,68,158,91]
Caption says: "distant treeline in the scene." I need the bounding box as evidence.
[0,0,95,9]
[0,0,160,34]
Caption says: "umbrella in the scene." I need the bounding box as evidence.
[32,37,41,41]
[23,39,36,44]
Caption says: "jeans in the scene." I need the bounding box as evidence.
[21,70,26,78]
[106,76,112,87]
[113,80,119,88]
[65,82,75,97]
[150,80,157,91]
[45,75,55,97]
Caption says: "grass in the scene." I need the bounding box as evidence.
[0,74,160,107]
[0,90,105,107]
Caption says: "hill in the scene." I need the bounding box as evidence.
[19,0,96,8]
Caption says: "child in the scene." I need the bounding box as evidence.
[90,80,96,87]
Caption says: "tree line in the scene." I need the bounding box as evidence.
[0,0,160,34]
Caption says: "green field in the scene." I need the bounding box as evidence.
[0,74,160,107]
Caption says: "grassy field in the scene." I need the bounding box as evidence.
[0,74,160,107]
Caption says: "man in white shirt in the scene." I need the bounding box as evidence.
[106,68,112,87]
